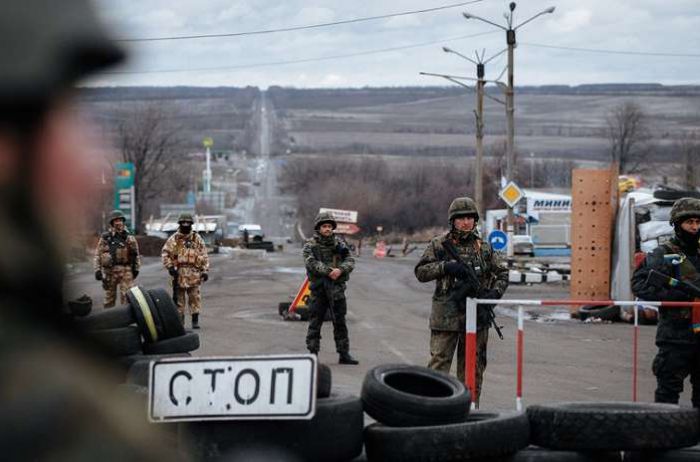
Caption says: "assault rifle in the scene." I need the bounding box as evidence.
[442,240,504,340]
[647,269,700,298]
[310,246,337,323]
[171,267,180,305]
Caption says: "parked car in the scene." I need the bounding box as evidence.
[512,235,535,256]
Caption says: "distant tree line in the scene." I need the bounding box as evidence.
[280,152,575,235]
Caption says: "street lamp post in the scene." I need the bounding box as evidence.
[463,2,555,256]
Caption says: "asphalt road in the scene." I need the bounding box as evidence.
[66,246,688,411]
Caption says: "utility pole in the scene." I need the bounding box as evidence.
[475,62,485,217]
[422,48,506,223]
[463,2,555,255]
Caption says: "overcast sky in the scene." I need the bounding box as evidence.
[89,0,700,88]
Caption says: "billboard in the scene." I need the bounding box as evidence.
[114,162,135,229]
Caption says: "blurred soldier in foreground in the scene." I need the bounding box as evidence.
[303,212,359,364]
[94,209,141,307]
[632,197,700,407]
[415,197,508,404]
[162,213,210,329]
[0,0,179,459]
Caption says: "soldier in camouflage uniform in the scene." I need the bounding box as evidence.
[162,213,209,329]
[93,210,141,308]
[303,212,359,364]
[415,197,509,404]
[632,197,700,407]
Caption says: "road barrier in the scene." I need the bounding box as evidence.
[464,298,700,411]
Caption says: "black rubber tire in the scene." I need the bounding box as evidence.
[148,288,186,339]
[67,295,92,317]
[125,353,192,387]
[508,446,623,461]
[364,411,529,461]
[76,304,134,330]
[361,363,471,427]
[317,363,331,398]
[294,305,310,321]
[653,190,700,201]
[624,445,700,462]
[278,302,290,316]
[528,402,700,451]
[578,305,620,321]
[180,393,363,462]
[87,325,142,356]
[142,331,200,355]
[127,286,163,343]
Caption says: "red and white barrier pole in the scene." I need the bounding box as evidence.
[633,303,639,402]
[516,305,524,411]
[465,297,478,403]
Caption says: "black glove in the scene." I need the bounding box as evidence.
[479,288,502,300]
[132,269,139,279]
[201,272,209,282]
[444,261,467,278]
[94,271,103,281]
[168,267,178,277]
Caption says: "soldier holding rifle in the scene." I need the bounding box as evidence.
[303,212,359,365]
[415,197,508,405]
[633,197,700,407]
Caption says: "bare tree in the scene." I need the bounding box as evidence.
[117,103,186,231]
[606,101,650,173]
[678,132,700,189]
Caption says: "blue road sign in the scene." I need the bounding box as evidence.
[488,230,508,251]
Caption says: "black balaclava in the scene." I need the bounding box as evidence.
[180,222,193,234]
[674,221,700,252]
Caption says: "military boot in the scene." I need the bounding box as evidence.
[192,314,200,329]
[339,352,359,365]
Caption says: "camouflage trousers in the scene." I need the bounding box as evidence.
[176,285,202,315]
[306,294,349,354]
[653,341,700,407]
[428,328,489,404]
[102,266,134,308]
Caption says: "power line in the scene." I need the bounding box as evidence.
[116,0,485,43]
[104,31,498,75]
[522,42,700,58]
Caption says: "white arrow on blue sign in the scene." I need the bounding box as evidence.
[488,230,508,251]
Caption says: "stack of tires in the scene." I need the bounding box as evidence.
[525,402,700,461]
[361,364,530,461]
[76,286,200,381]
[178,363,365,461]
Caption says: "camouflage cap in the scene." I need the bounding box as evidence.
[108,209,125,224]
[448,197,479,222]
[670,197,700,225]
[314,211,337,230]
[178,213,194,224]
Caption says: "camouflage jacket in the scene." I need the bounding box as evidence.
[632,236,700,344]
[161,231,209,288]
[415,230,509,331]
[93,229,141,272]
[303,233,355,300]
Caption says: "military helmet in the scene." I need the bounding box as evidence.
[314,211,337,230]
[0,0,124,106]
[448,197,479,222]
[178,213,194,224]
[108,209,126,224]
[670,197,700,225]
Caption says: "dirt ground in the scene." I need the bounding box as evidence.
[66,246,693,411]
